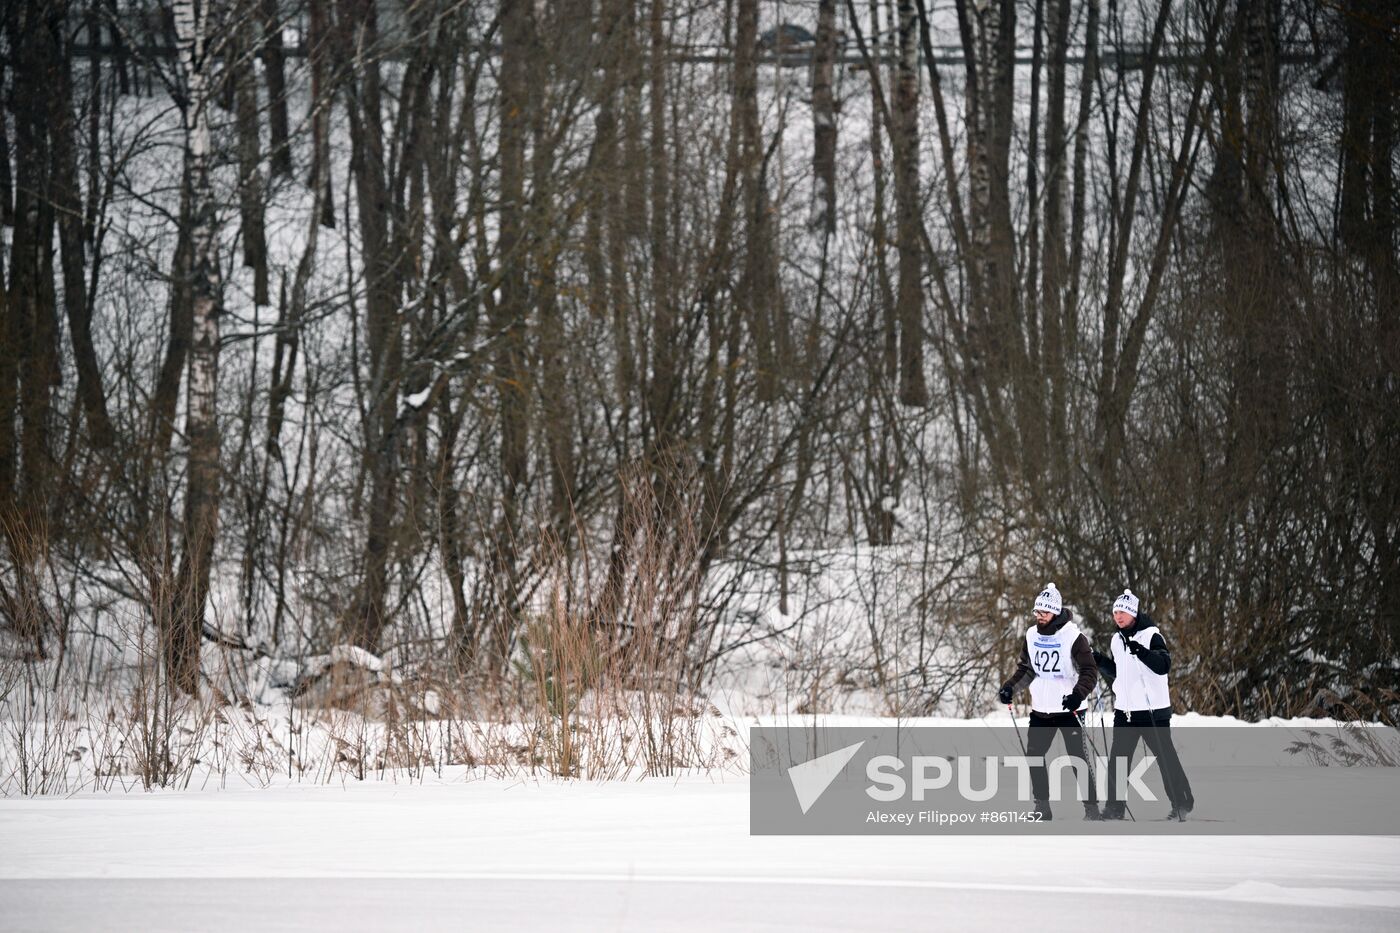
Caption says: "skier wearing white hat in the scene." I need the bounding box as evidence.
[997,583,1102,821]
[1093,589,1195,820]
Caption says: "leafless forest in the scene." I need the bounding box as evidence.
[0,0,1397,747]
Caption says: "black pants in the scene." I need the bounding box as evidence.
[1025,711,1098,803]
[1105,709,1194,807]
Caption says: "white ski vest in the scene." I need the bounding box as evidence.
[1026,622,1088,714]
[1110,626,1171,711]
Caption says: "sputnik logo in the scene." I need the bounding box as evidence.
[786,741,865,814]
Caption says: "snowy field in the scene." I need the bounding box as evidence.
[3,768,1399,932]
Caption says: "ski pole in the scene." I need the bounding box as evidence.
[1077,699,1102,789]
[1008,704,1027,756]
[1094,683,1135,821]
[1094,685,1111,756]
[1071,706,1101,812]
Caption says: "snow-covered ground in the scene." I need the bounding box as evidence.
[3,769,1399,932]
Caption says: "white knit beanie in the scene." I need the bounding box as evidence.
[1112,589,1139,618]
[1033,583,1062,616]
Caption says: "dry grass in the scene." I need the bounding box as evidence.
[0,466,743,796]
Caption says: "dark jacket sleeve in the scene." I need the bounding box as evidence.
[1002,641,1035,694]
[1138,631,1170,676]
[1093,647,1117,680]
[1118,619,1171,676]
[1070,633,1098,702]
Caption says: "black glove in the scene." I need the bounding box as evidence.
[1122,636,1146,656]
[1061,693,1082,711]
[997,685,1014,705]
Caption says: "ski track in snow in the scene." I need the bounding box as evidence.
[2,775,1398,930]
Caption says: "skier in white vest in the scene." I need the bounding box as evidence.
[997,583,1102,821]
[1092,589,1195,820]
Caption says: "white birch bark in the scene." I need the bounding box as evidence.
[171,0,222,693]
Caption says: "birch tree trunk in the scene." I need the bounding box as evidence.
[646,0,676,449]
[1063,0,1098,345]
[810,0,838,236]
[892,0,928,407]
[0,50,12,227]
[955,0,1017,474]
[171,0,223,695]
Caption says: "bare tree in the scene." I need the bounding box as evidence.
[810,0,838,236]
[481,0,535,664]
[1,0,1394,723]
[169,0,224,694]
[892,0,928,408]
